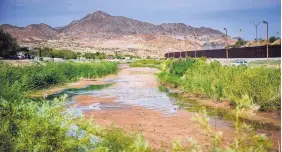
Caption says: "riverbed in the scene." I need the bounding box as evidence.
[38,64,280,151]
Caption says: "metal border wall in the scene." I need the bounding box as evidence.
[165,45,281,58]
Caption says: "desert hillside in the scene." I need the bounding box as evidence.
[0,11,236,58]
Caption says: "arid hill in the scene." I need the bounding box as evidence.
[1,10,235,58]
[1,23,59,42]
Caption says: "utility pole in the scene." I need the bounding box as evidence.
[204,35,209,57]
[239,29,242,47]
[263,21,269,63]
[224,28,228,59]
[194,33,198,58]
[239,29,242,39]
[249,21,262,45]
[167,50,169,59]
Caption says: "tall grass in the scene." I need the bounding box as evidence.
[159,58,281,111]
[0,61,153,151]
[0,96,152,151]
[0,61,118,100]
[172,107,273,152]
[129,59,163,69]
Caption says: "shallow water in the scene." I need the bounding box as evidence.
[42,65,280,150]
[49,66,279,131]
[46,84,113,100]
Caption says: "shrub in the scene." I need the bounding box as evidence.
[159,59,281,111]
[130,59,163,69]
[172,108,273,151]
[0,96,152,152]
[0,61,118,100]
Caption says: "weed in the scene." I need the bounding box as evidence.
[159,59,281,111]
[0,61,118,100]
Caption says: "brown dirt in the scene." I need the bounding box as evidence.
[74,95,116,106]
[79,94,279,151]
[84,104,234,151]
[4,59,35,65]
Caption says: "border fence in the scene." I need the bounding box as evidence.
[165,45,281,58]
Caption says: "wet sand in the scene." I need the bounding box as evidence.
[83,98,234,150]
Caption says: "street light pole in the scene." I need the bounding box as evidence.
[194,33,197,58]
[249,21,262,45]
[167,50,169,59]
[224,28,228,59]
[263,21,269,63]
[204,35,208,57]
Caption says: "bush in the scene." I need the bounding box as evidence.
[0,61,118,100]
[0,61,154,152]
[159,59,281,111]
[130,59,163,69]
[0,96,152,152]
[83,52,106,59]
[269,36,278,43]
[170,59,195,76]
[230,38,247,48]
[0,96,95,151]
[173,108,273,151]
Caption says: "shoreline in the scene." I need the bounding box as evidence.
[160,82,281,129]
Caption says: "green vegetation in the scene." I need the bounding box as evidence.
[269,36,280,43]
[230,38,247,48]
[83,52,106,59]
[0,28,19,57]
[249,59,281,65]
[29,47,142,60]
[0,96,152,151]
[158,58,280,111]
[172,107,273,152]
[0,61,118,100]
[32,47,108,60]
[129,59,163,68]
[123,54,141,59]
[66,84,112,92]
[0,61,153,151]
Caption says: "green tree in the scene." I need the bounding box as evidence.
[269,36,278,43]
[83,52,96,59]
[230,38,247,48]
[0,28,19,57]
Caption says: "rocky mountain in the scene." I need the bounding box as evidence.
[55,20,79,32]
[59,11,224,37]
[0,23,59,42]
[60,11,163,37]
[0,10,232,58]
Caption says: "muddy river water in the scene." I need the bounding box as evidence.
[46,64,280,151]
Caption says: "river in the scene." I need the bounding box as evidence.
[44,64,280,151]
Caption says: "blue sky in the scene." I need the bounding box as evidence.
[0,0,280,40]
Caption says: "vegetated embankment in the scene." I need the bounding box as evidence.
[128,59,279,151]
[0,61,153,152]
[158,58,280,112]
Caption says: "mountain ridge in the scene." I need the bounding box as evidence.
[0,10,233,58]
